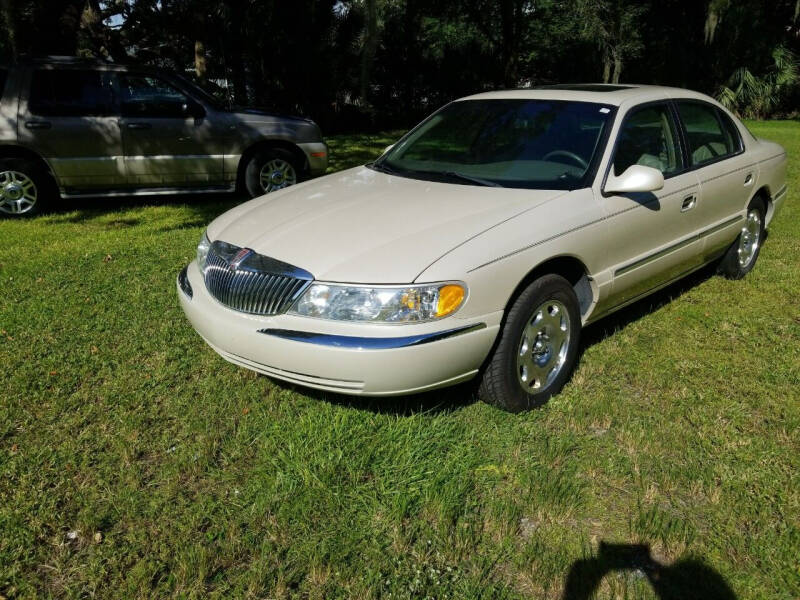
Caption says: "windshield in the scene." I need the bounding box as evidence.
[374,99,615,190]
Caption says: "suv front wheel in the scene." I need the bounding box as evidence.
[0,158,54,218]
[243,148,303,198]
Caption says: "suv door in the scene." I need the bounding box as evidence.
[597,101,703,309]
[18,67,125,191]
[117,73,225,188]
[674,100,752,263]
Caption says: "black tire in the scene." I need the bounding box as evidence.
[478,274,581,412]
[0,158,55,218]
[243,148,304,198]
[717,196,766,280]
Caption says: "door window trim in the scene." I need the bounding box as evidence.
[600,99,689,197]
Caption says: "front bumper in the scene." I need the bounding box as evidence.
[298,141,329,177]
[178,262,501,396]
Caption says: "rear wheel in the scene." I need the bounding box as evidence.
[243,148,303,198]
[0,158,54,218]
[717,196,766,279]
[478,274,581,412]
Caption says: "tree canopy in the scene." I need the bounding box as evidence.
[1,0,798,131]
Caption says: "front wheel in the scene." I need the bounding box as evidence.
[478,274,581,412]
[717,197,766,279]
[243,149,303,198]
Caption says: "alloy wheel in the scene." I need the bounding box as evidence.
[0,171,38,215]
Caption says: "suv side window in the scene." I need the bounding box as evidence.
[29,69,115,116]
[119,74,190,118]
[676,101,739,166]
[613,103,683,177]
[0,69,8,99]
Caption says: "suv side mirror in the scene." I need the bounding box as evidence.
[184,100,206,119]
[605,164,664,194]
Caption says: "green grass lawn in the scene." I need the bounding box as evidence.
[1,124,798,599]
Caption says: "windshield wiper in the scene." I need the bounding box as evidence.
[368,161,401,175]
[441,171,503,188]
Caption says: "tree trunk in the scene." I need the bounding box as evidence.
[195,40,207,83]
[602,52,611,83]
[359,0,379,104]
[612,49,622,83]
[0,0,16,61]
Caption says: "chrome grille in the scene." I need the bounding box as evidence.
[203,241,313,316]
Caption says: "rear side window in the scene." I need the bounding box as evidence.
[0,69,8,99]
[29,69,115,116]
[676,101,739,166]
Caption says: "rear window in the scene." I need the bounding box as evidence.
[28,69,115,116]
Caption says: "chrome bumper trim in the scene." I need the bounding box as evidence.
[258,323,486,350]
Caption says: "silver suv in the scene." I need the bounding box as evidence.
[0,58,328,217]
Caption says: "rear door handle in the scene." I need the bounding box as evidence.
[126,122,152,130]
[744,172,754,186]
[25,120,51,130]
[681,195,697,212]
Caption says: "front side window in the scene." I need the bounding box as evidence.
[677,101,739,166]
[119,74,190,118]
[613,104,683,177]
[29,69,115,116]
[374,99,615,190]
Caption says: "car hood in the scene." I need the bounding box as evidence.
[207,167,568,283]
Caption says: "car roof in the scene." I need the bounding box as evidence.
[459,84,716,107]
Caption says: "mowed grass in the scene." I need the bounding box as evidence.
[0,124,798,599]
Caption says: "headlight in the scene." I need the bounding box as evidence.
[196,231,211,271]
[290,282,466,323]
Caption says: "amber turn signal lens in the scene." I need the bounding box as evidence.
[436,284,465,317]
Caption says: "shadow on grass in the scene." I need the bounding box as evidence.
[272,378,478,416]
[44,191,244,226]
[579,262,719,354]
[563,542,736,599]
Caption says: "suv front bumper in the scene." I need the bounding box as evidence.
[298,142,329,177]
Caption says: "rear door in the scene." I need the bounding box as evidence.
[17,67,125,191]
[117,72,225,188]
[674,100,752,262]
[598,101,703,308]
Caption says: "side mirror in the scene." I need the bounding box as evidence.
[184,100,206,119]
[605,164,664,194]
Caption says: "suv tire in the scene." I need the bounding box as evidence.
[243,148,304,198]
[0,158,55,218]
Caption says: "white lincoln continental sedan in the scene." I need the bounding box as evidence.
[178,84,787,411]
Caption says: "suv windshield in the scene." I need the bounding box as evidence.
[374,99,615,190]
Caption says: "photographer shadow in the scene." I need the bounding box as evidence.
[563,542,736,600]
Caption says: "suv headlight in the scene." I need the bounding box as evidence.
[290,282,466,323]
[196,231,211,271]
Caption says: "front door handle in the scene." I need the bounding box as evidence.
[25,120,51,130]
[681,195,697,212]
[744,172,754,186]
[126,122,152,130]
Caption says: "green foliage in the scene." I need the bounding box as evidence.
[1,1,799,126]
[717,46,799,118]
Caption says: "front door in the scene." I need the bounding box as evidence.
[117,73,225,188]
[17,67,125,191]
[598,102,703,310]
